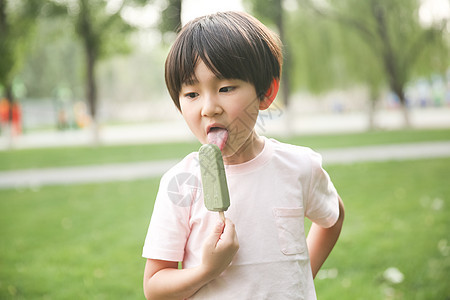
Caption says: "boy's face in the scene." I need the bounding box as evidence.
[179,60,265,163]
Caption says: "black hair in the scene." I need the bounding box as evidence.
[165,11,283,111]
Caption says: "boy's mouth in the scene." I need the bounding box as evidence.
[207,127,228,151]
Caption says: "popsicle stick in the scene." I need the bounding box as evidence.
[219,211,225,222]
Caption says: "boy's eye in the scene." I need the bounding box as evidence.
[219,86,235,93]
[184,92,198,99]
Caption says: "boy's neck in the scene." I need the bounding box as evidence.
[223,132,264,165]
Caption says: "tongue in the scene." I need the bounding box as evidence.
[207,128,228,151]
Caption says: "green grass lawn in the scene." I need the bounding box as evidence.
[316,158,450,299]
[1,157,449,299]
[0,178,159,299]
[0,128,449,171]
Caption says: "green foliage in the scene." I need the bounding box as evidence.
[245,0,281,26]
[71,0,135,60]
[158,0,182,34]
[294,0,449,98]
[245,0,450,99]
[96,45,169,106]
[19,17,84,98]
[0,0,145,101]
[288,12,362,93]
[0,0,42,96]
[43,0,150,122]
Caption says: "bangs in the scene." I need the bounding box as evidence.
[172,17,253,87]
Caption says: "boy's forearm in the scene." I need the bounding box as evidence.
[144,265,212,300]
[307,197,345,278]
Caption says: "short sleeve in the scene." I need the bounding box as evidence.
[142,169,193,262]
[304,151,339,228]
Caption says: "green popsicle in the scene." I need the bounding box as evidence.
[199,144,230,221]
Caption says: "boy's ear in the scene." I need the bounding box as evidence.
[259,79,280,110]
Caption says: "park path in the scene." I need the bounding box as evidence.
[1,141,449,189]
[1,108,450,150]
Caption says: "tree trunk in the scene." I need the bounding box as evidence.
[395,88,411,128]
[86,47,100,145]
[367,87,379,131]
[371,1,411,128]
[79,0,100,146]
[5,84,13,122]
[275,0,293,136]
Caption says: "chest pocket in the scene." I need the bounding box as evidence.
[273,207,306,255]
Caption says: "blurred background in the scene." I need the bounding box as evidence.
[1,0,449,299]
[0,0,449,148]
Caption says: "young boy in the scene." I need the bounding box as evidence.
[142,11,344,299]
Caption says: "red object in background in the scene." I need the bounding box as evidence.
[0,98,9,124]
[12,102,22,135]
[0,99,22,135]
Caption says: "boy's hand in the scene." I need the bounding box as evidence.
[201,218,239,278]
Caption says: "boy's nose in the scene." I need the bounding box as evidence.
[201,95,223,117]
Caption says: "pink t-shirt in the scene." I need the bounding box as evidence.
[142,137,339,299]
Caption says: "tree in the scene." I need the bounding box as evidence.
[0,0,41,141]
[159,0,182,35]
[299,0,449,128]
[70,0,181,143]
[245,0,294,134]
[248,0,291,106]
[19,16,84,100]
[288,7,386,129]
[48,0,147,144]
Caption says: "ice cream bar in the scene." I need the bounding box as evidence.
[199,144,230,220]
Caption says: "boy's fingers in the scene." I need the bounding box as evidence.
[221,218,239,248]
[214,219,225,235]
[205,219,225,248]
[222,219,236,237]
